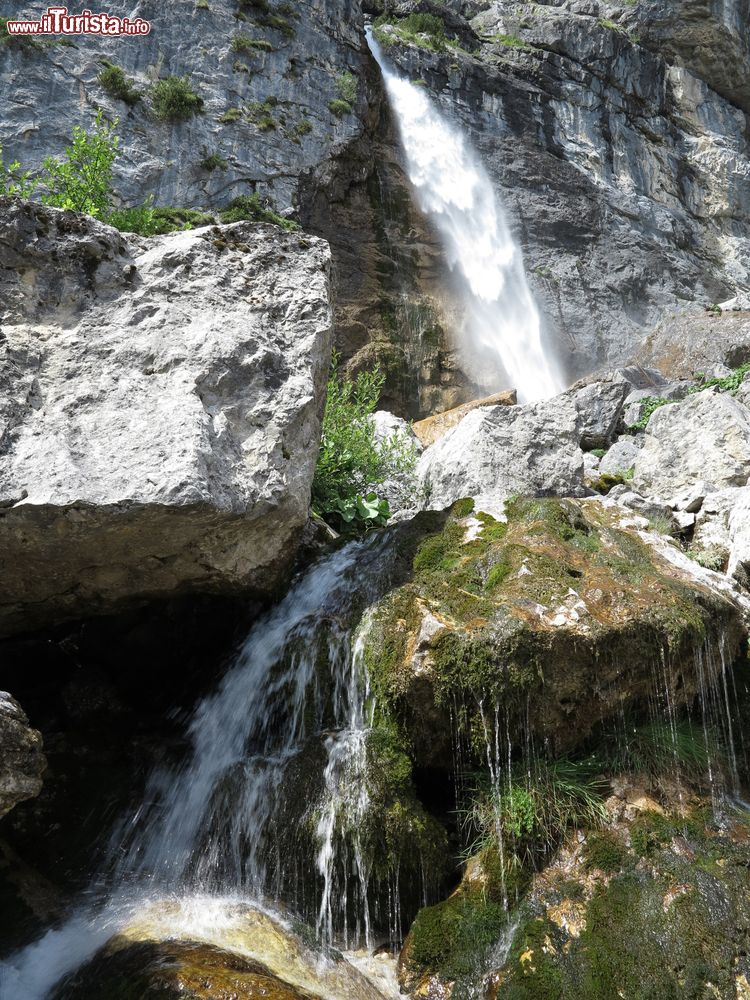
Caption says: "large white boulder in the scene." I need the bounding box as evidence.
[0,200,332,636]
[632,389,750,501]
[417,395,585,511]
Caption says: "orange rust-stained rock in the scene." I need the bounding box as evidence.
[412,390,518,448]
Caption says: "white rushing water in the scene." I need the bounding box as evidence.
[0,537,398,998]
[367,28,562,403]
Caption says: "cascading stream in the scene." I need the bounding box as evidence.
[0,536,400,999]
[367,27,563,403]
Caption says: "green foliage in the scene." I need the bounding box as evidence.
[199,151,228,171]
[488,32,529,49]
[108,201,157,235]
[98,62,141,105]
[590,468,634,494]
[40,110,118,218]
[0,14,42,49]
[329,98,353,118]
[627,396,672,431]
[585,830,628,873]
[218,192,299,230]
[293,118,313,137]
[689,547,727,572]
[311,354,417,531]
[220,107,243,123]
[690,362,750,395]
[196,0,209,8]
[373,12,447,52]
[600,720,715,784]
[335,70,357,104]
[151,76,204,122]
[332,492,390,530]
[231,33,273,53]
[245,97,278,129]
[108,203,215,236]
[464,757,608,871]
[0,145,37,197]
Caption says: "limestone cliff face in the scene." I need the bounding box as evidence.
[0,199,332,635]
[376,0,750,383]
[3,0,748,411]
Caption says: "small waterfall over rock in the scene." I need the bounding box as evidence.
[367,28,563,404]
[0,537,410,999]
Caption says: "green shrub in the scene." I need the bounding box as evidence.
[220,107,243,123]
[0,145,37,197]
[293,118,312,137]
[464,757,608,872]
[196,0,209,8]
[218,192,298,230]
[329,98,353,118]
[199,151,228,171]
[627,396,672,431]
[108,201,158,235]
[599,720,715,783]
[690,362,750,395]
[98,62,141,105]
[40,110,118,218]
[152,75,204,121]
[489,32,529,49]
[0,14,42,49]
[231,32,273,53]
[374,12,447,52]
[312,353,417,531]
[335,69,357,104]
[108,203,215,236]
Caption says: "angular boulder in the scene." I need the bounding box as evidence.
[633,389,750,501]
[417,396,585,512]
[0,693,44,819]
[0,200,332,636]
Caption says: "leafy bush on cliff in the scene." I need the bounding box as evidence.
[39,110,119,218]
[312,354,417,531]
[151,76,204,121]
[98,62,141,106]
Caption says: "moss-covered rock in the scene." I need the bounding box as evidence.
[495,800,750,999]
[364,498,745,766]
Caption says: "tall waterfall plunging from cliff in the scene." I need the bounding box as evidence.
[367,29,562,403]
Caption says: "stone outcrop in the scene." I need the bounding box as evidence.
[54,899,388,1000]
[0,199,332,636]
[0,693,44,820]
[364,497,746,767]
[632,311,750,379]
[632,389,750,501]
[412,389,517,448]
[417,395,585,511]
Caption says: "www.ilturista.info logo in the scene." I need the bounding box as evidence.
[4,6,152,36]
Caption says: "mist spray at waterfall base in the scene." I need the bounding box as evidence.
[367,28,563,403]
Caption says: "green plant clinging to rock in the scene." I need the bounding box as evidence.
[98,62,141,105]
[39,109,119,218]
[151,75,204,122]
[311,354,417,532]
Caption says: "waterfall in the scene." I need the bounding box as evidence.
[0,537,401,998]
[367,28,562,403]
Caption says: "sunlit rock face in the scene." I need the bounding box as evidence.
[52,898,392,1000]
[0,199,332,636]
[375,0,750,382]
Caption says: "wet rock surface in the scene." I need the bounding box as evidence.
[0,694,44,821]
[0,199,332,635]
